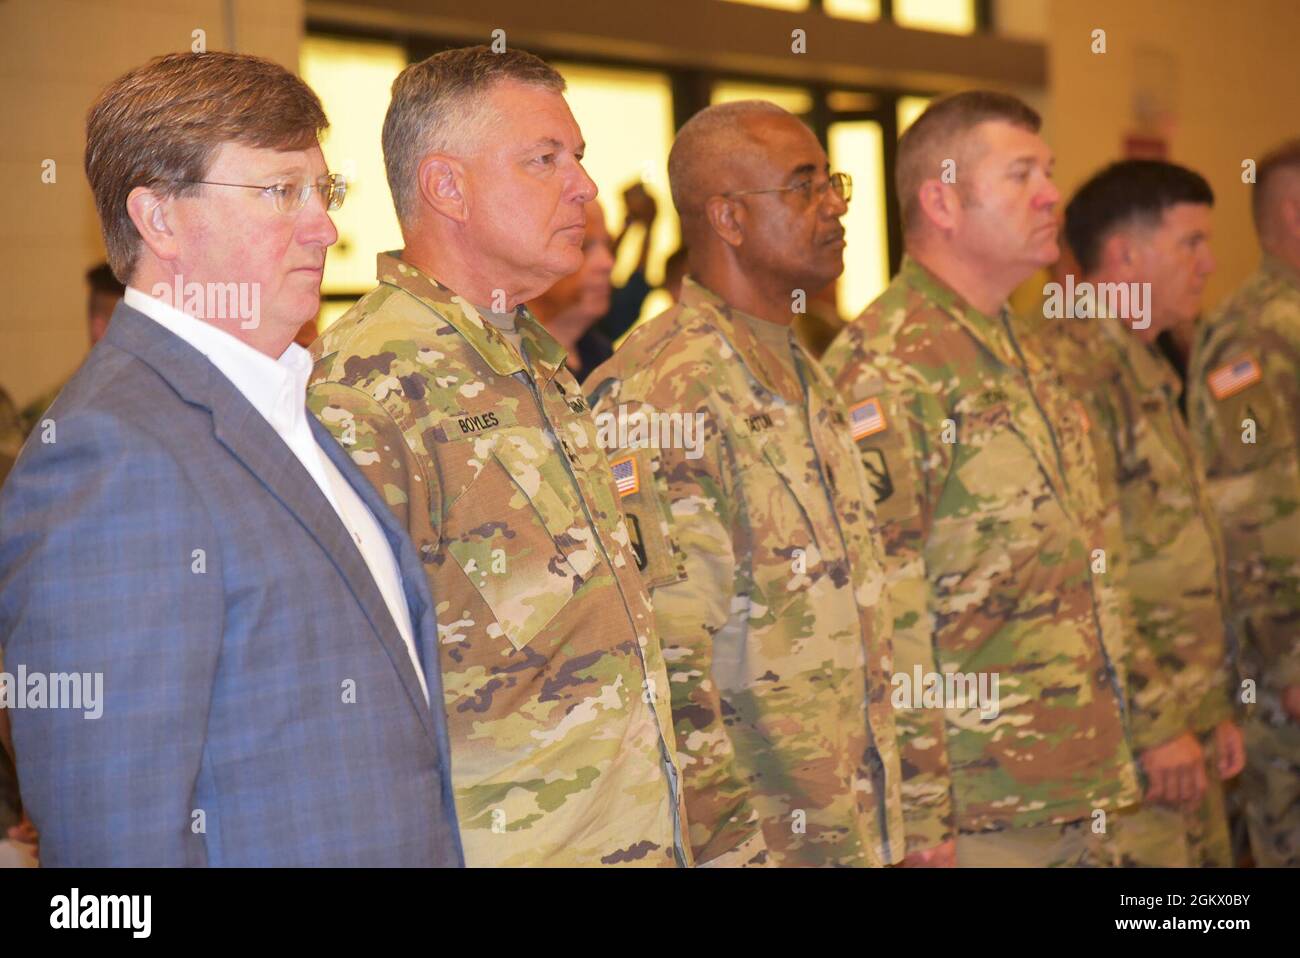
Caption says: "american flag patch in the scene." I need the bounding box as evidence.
[611,455,639,497]
[849,397,887,440]
[1207,356,1262,400]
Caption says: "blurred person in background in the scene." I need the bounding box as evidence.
[593,180,657,340]
[529,199,616,380]
[18,263,124,436]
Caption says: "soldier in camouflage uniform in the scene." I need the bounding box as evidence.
[585,103,903,868]
[825,92,1141,867]
[1031,160,1247,867]
[1188,140,1300,867]
[308,47,687,867]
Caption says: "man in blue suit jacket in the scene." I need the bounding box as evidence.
[0,51,462,867]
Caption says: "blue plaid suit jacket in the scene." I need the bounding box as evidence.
[0,304,463,866]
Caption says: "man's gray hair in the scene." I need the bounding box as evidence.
[382,45,565,225]
[668,100,790,242]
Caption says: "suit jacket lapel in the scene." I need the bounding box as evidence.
[310,415,447,722]
[104,305,441,746]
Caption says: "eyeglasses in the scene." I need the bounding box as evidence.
[721,171,852,206]
[181,173,349,213]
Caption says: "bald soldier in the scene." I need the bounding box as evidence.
[585,101,904,867]
[824,92,1142,867]
[1189,139,1300,867]
[307,47,687,867]
[1034,160,1245,867]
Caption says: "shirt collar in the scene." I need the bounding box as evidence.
[124,285,311,440]
[899,255,1024,371]
[678,276,803,404]
[375,251,569,385]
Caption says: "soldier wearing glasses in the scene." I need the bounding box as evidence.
[586,100,904,868]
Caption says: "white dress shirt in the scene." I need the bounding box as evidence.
[124,287,428,701]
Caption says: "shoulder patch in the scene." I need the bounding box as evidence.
[611,454,640,497]
[1207,355,1262,400]
[849,396,887,440]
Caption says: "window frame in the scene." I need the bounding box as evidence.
[304,21,950,300]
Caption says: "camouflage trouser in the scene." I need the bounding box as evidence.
[1112,757,1234,868]
[1241,714,1300,867]
[955,818,1125,867]
[1185,762,1234,867]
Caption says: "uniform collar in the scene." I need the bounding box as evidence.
[1260,252,1300,294]
[899,255,1024,370]
[679,276,803,404]
[1099,314,1181,398]
[375,251,569,385]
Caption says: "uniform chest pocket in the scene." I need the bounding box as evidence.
[730,417,832,616]
[944,393,1060,521]
[442,433,599,651]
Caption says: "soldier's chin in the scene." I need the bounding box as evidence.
[811,256,845,289]
[551,245,585,277]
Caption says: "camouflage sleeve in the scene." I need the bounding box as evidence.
[1090,388,1192,751]
[626,407,769,866]
[1110,545,1195,751]
[306,379,432,538]
[885,386,956,853]
[1183,658,1236,733]
[1190,331,1300,692]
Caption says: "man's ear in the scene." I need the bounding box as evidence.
[1100,230,1139,279]
[916,179,960,236]
[1282,191,1300,241]
[125,186,180,263]
[704,195,745,248]
[417,154,468,224]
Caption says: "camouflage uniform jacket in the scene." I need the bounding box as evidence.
[1189,254,1300,701]
[584,278,905,867]
[823,256,1140,840]
[1037,314,1236,745]
[307,252,687,867]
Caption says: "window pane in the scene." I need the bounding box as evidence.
[897,94,932,135]
[711,80,813,117]
[827,90,879,113]
[828,121,889,320]
[823,0,882,21]
[552,63,678,298]
[300,35,407,309]
[894,0,976,34]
